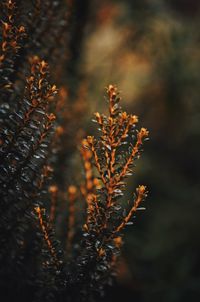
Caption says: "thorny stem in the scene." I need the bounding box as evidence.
[87,136,107,186]
[35,206,60,268]
[118,127,149,182]
[115,185,147,233]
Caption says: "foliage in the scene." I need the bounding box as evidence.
[0,1,149,302]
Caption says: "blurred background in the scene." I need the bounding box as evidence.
[63,0,200,301]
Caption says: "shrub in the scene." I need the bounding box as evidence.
[0,1,149,301]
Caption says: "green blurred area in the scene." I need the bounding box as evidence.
[75,0,200,301]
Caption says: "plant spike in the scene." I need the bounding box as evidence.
[76,84,149,299]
